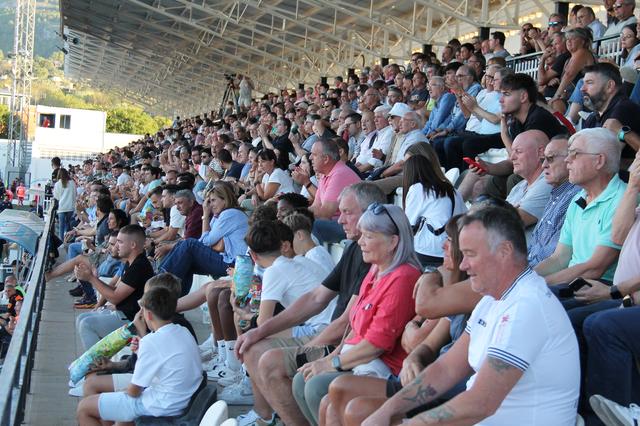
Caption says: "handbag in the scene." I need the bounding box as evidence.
[412,192,455,237]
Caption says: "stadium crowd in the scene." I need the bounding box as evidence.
[23,3,640,425]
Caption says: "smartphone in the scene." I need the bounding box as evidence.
[559,277,592,298]
[463,157,487,173]
[568,277,592,293]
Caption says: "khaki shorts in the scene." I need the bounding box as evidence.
[263,336,335,377]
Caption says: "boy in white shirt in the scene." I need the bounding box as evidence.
[76,286,202,425]
[282,211,335,275]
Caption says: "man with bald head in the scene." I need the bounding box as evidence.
[505,129,553,239]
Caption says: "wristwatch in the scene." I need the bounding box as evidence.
[331,356,345,372]
[610,284,623,300]
[618,126,631,142]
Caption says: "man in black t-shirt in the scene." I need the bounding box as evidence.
[75,225,155,350]
[234,183,385,426]
[581,63,640,167]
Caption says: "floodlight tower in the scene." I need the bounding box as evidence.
[6,0,36,180]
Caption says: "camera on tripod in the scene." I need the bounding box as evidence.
[224,73,236,82]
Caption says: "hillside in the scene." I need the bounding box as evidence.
[0,0,60,58]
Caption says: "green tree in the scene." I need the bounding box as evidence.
[0,104,8,138]
[106,106,157,134]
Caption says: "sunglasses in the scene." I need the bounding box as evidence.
[548,21,561,27]
[367,202,399,233]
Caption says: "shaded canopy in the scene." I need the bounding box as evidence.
[0,210,46,255]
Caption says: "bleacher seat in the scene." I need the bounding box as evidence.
[220,419,238,426]
[135,374,217,426]
[444,168,460,186]
[329,242,345,265]
[198,400,228,426]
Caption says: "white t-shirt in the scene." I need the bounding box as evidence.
[169,205,186,237]
[262,256,336,327]
[465,268,580,426]
[404,183,467,257]
[304,245,335,275]
[53,180,77,213]
[506,173,552,242]
[475,91,502,135]
[262,168,296,195]
[132,323,202,417]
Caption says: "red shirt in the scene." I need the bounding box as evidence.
[346,263,420,375]
[184,202,203,239]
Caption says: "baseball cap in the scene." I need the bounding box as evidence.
[388,102,411,117]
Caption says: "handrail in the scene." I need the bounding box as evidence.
[0,206,56,426]
[506,34,623,79]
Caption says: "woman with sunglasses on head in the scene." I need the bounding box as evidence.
[402,153,467,268]
[318,215,477,426]
[239,148,295,209]
[292,203,422,426]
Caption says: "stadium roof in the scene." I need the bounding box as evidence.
[59,0,562,116]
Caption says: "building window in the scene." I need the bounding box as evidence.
[59,115,71,129]
[39,113,55,128]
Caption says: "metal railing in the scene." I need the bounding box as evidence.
[0,206,55,426]
[506,34,623,79]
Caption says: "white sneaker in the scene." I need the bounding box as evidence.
[203,354,225,372]
[68,377,85,388]
[215,366,244,386]
[68,384,84,397]
[199,334,216,362]
[235,408,278,425]
[590,394,640,426]
[221,376,255,406]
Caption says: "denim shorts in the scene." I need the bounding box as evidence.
[99,391,152,422]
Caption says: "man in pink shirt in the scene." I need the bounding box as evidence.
[309,138,361,243]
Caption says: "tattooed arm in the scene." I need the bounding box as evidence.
[406,354,523,425]
[362,333,474,426]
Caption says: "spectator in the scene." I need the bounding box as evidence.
[160,182,249,295]
[581,63,640,167]
[53,168,76,238]
[603,0,637,37]
[293,203,422,425]
[74,225,154,350]
[576,6,607,40]
[402,154,466,267]
[422,76,456,139]
[489,31,511,58]
[283,211,334,275]
[234,183,385,426]
[527,135,580,267]
[504,130,553,239]
[535,128,624,286]
[309,138,361,244]
[76,286,201,425]
[363,206,580,426]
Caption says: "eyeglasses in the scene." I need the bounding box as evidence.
[485,75,495,80]
[367,202,399,234]
[567,149,601,160]
[455,74,471,79]
[543,153,568,164]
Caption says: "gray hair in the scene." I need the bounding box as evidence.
[174,189,196,202]
[357,204,422,276]
[569,128,622,174]
[429,76,445,87]
[460,205,528,263]
[316,138,341,161]
[404,111,424,130]
[339,182,386,212]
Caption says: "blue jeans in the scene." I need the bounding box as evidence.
[159,238,230,296]
[58,211,73,238]
[631,80,640,105]
[584,306,640,409]
[67,241,83,261]
[312,219,345,245]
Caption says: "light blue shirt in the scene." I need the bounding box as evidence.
[199,208,249,264]
[442,83,482,133]
[423,92,456,135]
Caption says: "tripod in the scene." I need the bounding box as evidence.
[218,80,239,118]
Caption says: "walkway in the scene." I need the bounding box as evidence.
[21,268,215,425]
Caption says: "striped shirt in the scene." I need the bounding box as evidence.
[527,181,580,267]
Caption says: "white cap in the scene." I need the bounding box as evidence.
[388,102,411,117]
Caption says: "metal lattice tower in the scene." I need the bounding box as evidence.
[6,0,36,178]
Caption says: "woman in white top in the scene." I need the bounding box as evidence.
[255,148,295,200]
[53,167,77,238]
[402,152,466,267]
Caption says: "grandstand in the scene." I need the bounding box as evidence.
[2,0,640,425]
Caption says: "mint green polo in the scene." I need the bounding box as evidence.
[558,174,626,282]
